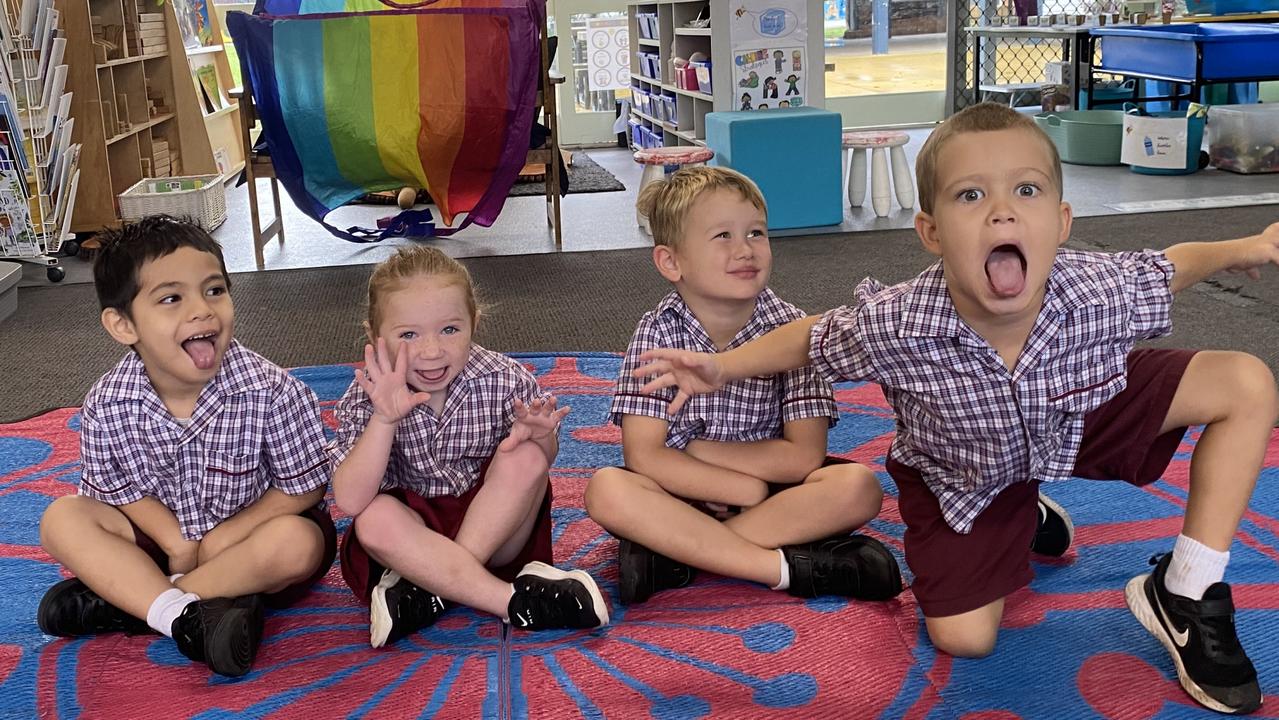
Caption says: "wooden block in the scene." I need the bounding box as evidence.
[139,35,166,47]
[138,12,163,22]
[141,158,152,175]
[136,27,165,38]
[137,20,165,30]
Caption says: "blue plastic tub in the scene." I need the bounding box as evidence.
[1184,0,1273,14]
[1094,24,1279,82]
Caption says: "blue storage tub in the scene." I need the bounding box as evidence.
[1183,0,1271,14]
[1125,107,1207,176]
[1094,24,1279,82]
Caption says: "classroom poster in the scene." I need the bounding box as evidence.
[729,0,808,110]
[584,17,629,92]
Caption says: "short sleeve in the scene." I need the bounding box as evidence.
[503,362,544,431]
[263,376,332,495]
[77,402,144,505]
[1116,250,1174,340]
[327,379,374,466]
[779,365,838,425]
[809,303,877,385]
[609,315,678,426]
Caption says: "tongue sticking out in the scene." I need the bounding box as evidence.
[985,246,1026,298]
[182,338,217,370]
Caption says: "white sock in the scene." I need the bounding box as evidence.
[146,588,199,637]
[1164,534,1229,601]
[168,573,184,583]
[771,549,790,591]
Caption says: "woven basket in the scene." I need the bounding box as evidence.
[118,175,227,230]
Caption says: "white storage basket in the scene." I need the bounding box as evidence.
[117,175,227,230]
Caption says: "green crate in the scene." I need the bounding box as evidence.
[1034,110,1126,166]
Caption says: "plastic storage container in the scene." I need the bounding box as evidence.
[1093,24,1279,83]
[691,60,713,94]
[1034,110,1126,165]
[1208,103,1279,174]
[1124,108,1207,176]
[1184,0,1273,15]
[1077,79,1136,110]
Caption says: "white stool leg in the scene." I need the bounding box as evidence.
[636,164,664,233]
[871,147,890,217]
[889,145,914,210]
[848,148,867,208]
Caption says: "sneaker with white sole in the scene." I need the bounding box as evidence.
[1125,554,1261,715]
[507,561,609,630]
[369,569,447,648]
[1031,492,1073,557]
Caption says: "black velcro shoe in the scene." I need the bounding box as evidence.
[617,538,696,606]
[369,569,447,648]
[1125,554,1261,715]
[171,595,265,678]
[507,561,610,630]
[782,534,903,600]
[37,577,150,637]
[1031,493,1074,557]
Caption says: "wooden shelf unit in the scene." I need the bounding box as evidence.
[188,9,244,180]
[58,0,220,232]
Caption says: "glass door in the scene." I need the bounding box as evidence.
[549,0,632,146]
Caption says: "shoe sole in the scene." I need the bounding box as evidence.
[369,570,402,649]
[1124,573,1259,715]
[204,598,264,678]
[1034,494,1074,557]
[519,561,610,627]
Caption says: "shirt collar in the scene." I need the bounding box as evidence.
[96,340,270,407]
[657,288,789,349]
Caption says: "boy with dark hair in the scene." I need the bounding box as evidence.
[634,104,1279,714]
[38,215,337,678]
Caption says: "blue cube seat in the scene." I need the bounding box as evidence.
[705,108,843,230]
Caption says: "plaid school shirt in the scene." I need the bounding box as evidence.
[612,289,838,449]
[328,345,543,499]
[810,248,1175,534]
[78,341,331,541]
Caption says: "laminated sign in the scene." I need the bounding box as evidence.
[1121,114,1189,170]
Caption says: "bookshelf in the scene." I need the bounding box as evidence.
[57,0,218,232]
[185,5,242,180]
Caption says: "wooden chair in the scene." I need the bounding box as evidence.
[229,15,563,268]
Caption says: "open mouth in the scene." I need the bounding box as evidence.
[985,244,1027,299]
[181,331,219,370]
[415,367,449,384]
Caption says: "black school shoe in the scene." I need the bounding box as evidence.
[171,594,265,678]
[617,537,697,606]
[37,577,150,636]
[1031,492,1074,557]
[369,569,448,648]
[507,561,610,630]
[1125,554,1262,715]
[781,534,903,600]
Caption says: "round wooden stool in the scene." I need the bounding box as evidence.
[633,146,715,234]
[842,130,914,217]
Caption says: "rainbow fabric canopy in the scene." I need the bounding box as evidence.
[226,0,543,241]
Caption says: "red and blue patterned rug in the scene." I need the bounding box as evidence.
[1,353,1276,719]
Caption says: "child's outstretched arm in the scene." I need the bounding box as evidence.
[332,339,432,516]
[635,316,820,415]
[497,396,570,462]
[1165,221,1279,293]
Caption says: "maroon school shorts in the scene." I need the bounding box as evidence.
[889,348,1196,617]
[339,481,554,604]
[130,503,338,609]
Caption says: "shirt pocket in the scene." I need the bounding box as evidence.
[203,451,264,520]
[1047,356,1127,415]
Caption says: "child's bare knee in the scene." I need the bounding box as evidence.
[926,619,998,658]
[40,495,110,553]
[353,495,402,555]
[584,467,629,522]
[1231,353,1279,422]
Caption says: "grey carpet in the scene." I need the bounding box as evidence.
[1,205,1276,422]
[508,151,625,196]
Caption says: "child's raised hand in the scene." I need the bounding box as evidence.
[1225,222,1279,280]
[356,338,432,425]
[632,349,726,415]
[498,395,571,453]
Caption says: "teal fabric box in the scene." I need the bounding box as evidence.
[706,107,843,230]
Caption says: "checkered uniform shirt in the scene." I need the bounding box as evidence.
[810,248,1175,533]
[612,289,838,449]
[328,345,543,498]
[78,341,332,541]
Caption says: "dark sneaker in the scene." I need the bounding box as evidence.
[508,561,609,630]
[617,538,696,606]
[1125,554,1261,715]
[171,594,265,678]
[782,534,903,600]
[37,577,150,636]
[369,569,447,648]
[1031,492,1074,557]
